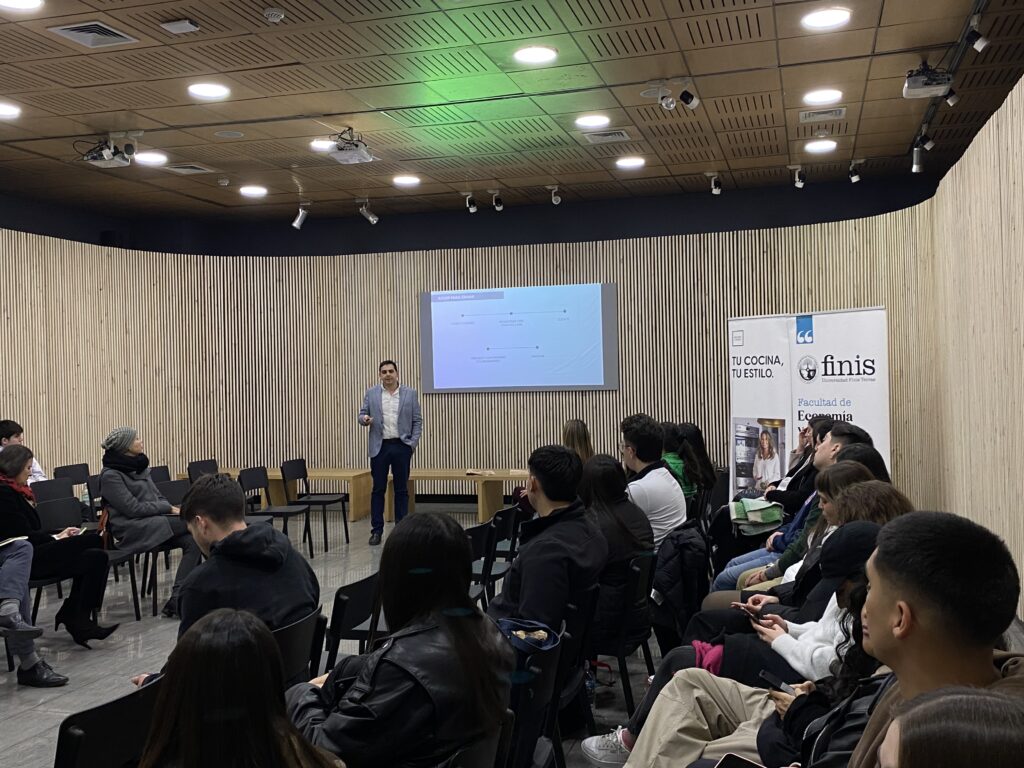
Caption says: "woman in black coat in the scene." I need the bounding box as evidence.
[0,445,117,646]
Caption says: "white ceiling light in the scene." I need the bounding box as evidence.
[134,151,167,166]
[309,138,335,151]
[0,0,45,10]
[801,8,851,30]
[239,185,267,198]
[188,82,230,100]
[805,139,837,153]
[803,88,843,106]
[393,175,420,187]
[616,156,645,169]
[575,114,610,129]
[513,45,557,64]
[0,102,22,119]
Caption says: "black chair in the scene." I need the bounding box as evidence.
[591,553,657,716]
[496,505,530,563]
[86,474,104,519]
[478,509,513,595]
[32,477,75,503]
[438,708,515,768]
[272,607,325,687]
[53,675,162,768]
[323,572,380,670]
[186,458,219,483]
[149,465,171,484]
[53,464,93,521]
[508,632,563,768]
[281,458,349,551]
[238,467,313,557]
[26,498,85,623]
[155,479,190,506]
[465,522,493,609]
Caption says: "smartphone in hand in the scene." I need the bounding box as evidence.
[758,670,797,695]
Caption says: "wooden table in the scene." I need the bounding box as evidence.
[385,468,528,523]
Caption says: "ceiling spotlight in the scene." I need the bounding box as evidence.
[616,156,645,169]
[513,45,557,65]
[359,201,379,225]
[966,28,989,52]
[679,90,700,110]
[912,145,924,173]
[239,185,267,198]
[393,175,420,187]
[310,138,335,151]
[805,139,837,153]
[0,102,22,119]
[463,193,478,213]
[488,189,504,212]
[546,185,561,205]
[0,0,44,9]
[659,94,677,111]
[134,150,167,166]
[794,169,806,189]
[291,206,309,230]
[188,82,230,100]
[803,89,843,106]
[918,133,935,151]
[801,8,852,31]
[575,114,610,129]
[710,175,722,195]
[945,88,960,107]
[848,166,861,183]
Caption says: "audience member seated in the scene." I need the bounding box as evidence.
[661,423,697,499]
[834,442,892,483]
[620,415,688,548]
[763,416,834,515]
[177,473,320,638]
[288,511,513,768]
[0,445,117,650]
[99,427,201,618]
[0,419,47,483]
[563,418,596,464]
[0,539,62,687]
[677,423,718,494]
[138,608,342,768]
[580,454,654,653]
[488,444,607,629]
[877,688,1024,768]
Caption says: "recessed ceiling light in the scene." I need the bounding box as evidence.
[214,130,245,139]
[803,88,843,106]
[575,114,610,129]
[393,175,420,187]
[188,82,230,100]
[309,138,335,151]
[513,45,557,64]
[616,156,645,169]
[801,7,851,30]
[134,151,167,166]
[0,102,21,119]
[0,0,45,10]
[805,139,838,153]
[239,185,267,198]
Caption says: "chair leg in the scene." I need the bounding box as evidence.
[641,640,655,676]
[128,559,141,622]
[321,505,329,554]
[324,637,340,674]
[32,587,43,626]
[164,550,171,570]
[304,512,314,558]
[551,722,567,768]
[618,655,635,716]
[150,555,159,617]
[282,515,289,537]
[56,582,63,599]
[5,639,13,672]
[113,563,120,583]
[341,498,350,543]
[141,553,150,595]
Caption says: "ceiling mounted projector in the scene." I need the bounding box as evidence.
[903,65,954,99]
[81,136,135,168]
[328,127,376,165]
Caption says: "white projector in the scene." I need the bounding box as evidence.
[903,71,954,99]
[328,140,375,165]
[84,154,131,168]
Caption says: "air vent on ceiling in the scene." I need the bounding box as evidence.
[582,129,632,144]
[800,107,847,123]
[164,163,217,175]
[49,22,138,49]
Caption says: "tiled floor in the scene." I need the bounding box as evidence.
[1,504,645,768]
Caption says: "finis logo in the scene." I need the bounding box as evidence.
[796,315,814,345]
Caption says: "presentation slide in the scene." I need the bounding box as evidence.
[420,283,618,392]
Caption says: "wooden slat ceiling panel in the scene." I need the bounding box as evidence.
[0,0,1020,216]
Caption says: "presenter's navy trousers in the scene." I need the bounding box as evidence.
[370,438,412,535]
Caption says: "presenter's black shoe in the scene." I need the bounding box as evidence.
[17,660,69,688]
[368,533,382,546]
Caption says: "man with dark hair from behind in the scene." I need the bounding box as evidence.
[0,420,47,484]
[176,474,320,638]
[487,445,608,631]
[620,415,688,548]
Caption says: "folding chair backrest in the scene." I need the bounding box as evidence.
[36,498,84,532]
[329,572,380,640]
[237,466,268,497]
[272,607,323,687]
[53,464,90,486]
[465,522,492,561]
[508,637,562,768]
[32,477,75,503]
[156,479,190,507]
[187,458,219,483]
[149,465,171,484]
[53,676,162,768]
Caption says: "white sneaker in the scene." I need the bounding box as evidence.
[581,726,630,767]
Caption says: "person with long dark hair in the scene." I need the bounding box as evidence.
[288,511,513,768]
[139,609,342,768]
[563,419,595,464]
[580,454,654,652]
[0,444,116,657]
[99,426,201,618]
[678,423,717,490]
[661,423,696,499]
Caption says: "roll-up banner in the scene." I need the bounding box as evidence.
[728,308,890,498]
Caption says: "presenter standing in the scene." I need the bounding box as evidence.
[359,360,423,545]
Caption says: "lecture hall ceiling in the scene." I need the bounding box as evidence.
[0,0,1022,219]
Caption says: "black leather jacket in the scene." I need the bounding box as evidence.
[287,617,512,768]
